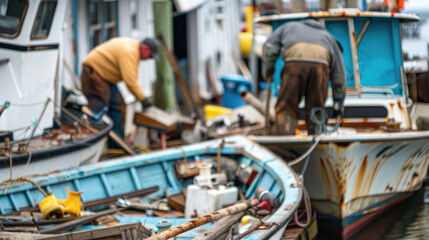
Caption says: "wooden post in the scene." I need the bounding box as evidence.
[290,0,307,12]
[319,0,336,10]
[158,33,199,118]
[274,0,284,13]
[153,1,176,111]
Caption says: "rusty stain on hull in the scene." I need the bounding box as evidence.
[319,157,334,201]
[355,155,368,199]
[263,136,429,220]
[397,98,403,109]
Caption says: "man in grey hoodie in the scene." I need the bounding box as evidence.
[262,17,346,135]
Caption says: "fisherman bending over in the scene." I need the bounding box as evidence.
[81,37,160,143]
[262,17,347,135]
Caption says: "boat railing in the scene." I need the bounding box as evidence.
[359,87,395,98]
[329,86,396,99]
[344,83,398,98]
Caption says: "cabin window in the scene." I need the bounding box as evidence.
[31,0,57,39]
[87,0,118,50]
[0,0,28,38]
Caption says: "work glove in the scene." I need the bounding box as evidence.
[141,98,153,110]
[333,99,344,122]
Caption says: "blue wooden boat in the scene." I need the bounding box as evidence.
[0,136,303,239]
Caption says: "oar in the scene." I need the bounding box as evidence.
[146,198,259,240]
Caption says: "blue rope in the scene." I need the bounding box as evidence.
[309,107,341,134]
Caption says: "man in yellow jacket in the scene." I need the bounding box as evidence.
[81,37,160,143]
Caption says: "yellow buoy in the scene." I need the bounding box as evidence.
[39,194,63,219]
[39,186,84,219]
[239,32,253,59]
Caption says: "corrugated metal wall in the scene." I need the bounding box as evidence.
[188,0,241,100]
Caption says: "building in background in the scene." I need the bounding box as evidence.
[401,0,429,103]
[402,0,429,59]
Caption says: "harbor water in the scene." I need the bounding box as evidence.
[319,180,429,240]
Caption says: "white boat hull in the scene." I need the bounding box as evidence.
[0,137,107,182]
[251,130,429,237]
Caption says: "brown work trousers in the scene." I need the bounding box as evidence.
[81,64,126,139]
[275,61,330,135]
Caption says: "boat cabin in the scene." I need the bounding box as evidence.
[0,0,67,141]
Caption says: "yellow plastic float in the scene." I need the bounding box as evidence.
[39,186,84,218]
[204,105,231,120]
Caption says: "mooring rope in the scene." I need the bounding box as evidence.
[2,176,47,197]
[9,100,47,107]
[293,183,312,228]
[289,107,342,168]
[21,151,33,175]
[288,135,323,167]
[288,108,342,228]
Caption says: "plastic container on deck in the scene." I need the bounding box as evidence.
[185,184,238,218]
[221,74,252,109]
[204,105,232,120]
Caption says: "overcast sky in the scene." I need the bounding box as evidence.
[403,0,429,16]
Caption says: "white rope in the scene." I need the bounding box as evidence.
[288,135,323,166]
[9,126,31,135]
[5,98,51,135]
[9,100,47,107]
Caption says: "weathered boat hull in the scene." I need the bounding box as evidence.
[0,106,113,182]
[251,130,429,238]
[0,135,108,182]
[0,136,302,239]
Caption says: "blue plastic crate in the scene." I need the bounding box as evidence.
[221,74,252,109]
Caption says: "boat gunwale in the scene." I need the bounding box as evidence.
[255,10,420,24]
[249,130,429,143]
[0,120,113,168]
